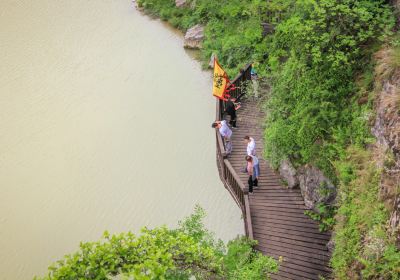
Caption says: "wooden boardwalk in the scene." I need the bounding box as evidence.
[222,99,331,279]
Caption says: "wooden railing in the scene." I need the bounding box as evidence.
[215,64,253,239]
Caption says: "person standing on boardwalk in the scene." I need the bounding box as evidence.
[246,155,259,188]
[212,120,232,154]
[250,63,259,99]
[225,97,240,128]
[244,135,256,156]
[246,155,259,193]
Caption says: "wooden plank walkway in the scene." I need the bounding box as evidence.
[223,98,331,280]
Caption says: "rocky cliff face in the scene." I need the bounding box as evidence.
[279,160,336,211]
[372,47,400,245]
[298,165,336,210]
[279,160,299,189]
[279,48,400,246]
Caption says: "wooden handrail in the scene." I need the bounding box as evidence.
[244,195,254,239]
[217,133,226,158]
[214,63,254,239]
[229,64,252,87]
[224,159,246,191]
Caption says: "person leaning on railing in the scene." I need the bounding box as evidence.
[212,120,232,155]
[224,97,241,128]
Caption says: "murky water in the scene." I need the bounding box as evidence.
[0,1,243,279]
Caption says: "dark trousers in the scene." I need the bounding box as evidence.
[228,112,237,127]
[248,176,258,193]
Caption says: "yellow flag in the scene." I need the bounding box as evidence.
[213,59,229,99]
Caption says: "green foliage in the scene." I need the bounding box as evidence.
[304,202,336,232]
[137,0,394,175]
[224,237,279,279]
[136,0,267,77]
[331,147,400,279]
[264,0,394,178]
[36,206,278,279]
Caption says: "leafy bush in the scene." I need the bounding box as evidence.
[263,0,394,177]
[305,202,336,232]
[36,206,278,279]
[331,148,400,279]
[137,0,267,77]
[224,237,279,280]
[137,0,394,175]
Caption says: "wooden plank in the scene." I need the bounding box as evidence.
[248,186,301,197]
[250,198,305,205]
[256,238,331,259]
[268,258,330,279]
[256,239,329,257]
[250,193,304,199]
[260,242,331,267]
[252,223,330,242]
[266,250,331,274]
[250,201,307,210]
[255,234,329,254]
[253,221,330,237]
[252,212,319,225]
[253,229,329,249]
[252,218,323,233]
[271,263,326,280]
[250,195,305,201]
[250,205,314,216]
[252,220,321,235]
[269,261,325,280]
[251,211,322,224]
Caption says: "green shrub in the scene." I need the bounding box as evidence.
[305,202,337,232]
[36,206,278,279]
[331,148,400,279]
[263,0,394,178]
[137,0,268,77]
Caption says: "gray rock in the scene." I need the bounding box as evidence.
[279,160,299,189]
[390,0,400,28]
[372,50,400,247]
[184,24,204,49]
[298,165,336,210]
[327,234,335,253]
[209,53,217,68]
[389,196,400,247]
[373,78,400,168]
[372,80,396,151]
[175,0,186,7]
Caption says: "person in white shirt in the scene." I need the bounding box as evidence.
[212,120,232,154]
[244,135,256,156]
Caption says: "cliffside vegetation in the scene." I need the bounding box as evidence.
[137,0,266,77]
[37,206,278,279]
[137,0,400,278]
